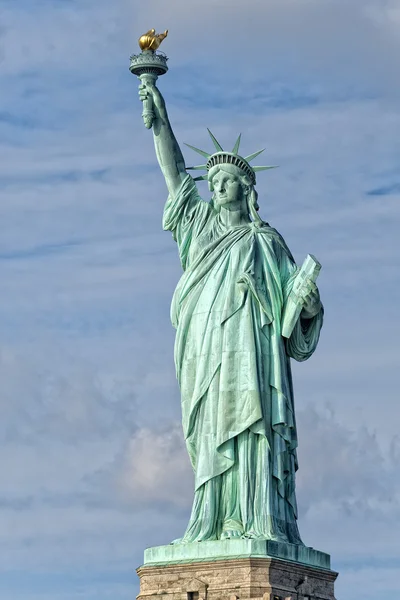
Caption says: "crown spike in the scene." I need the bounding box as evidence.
[184,143,210,159]
[252,165,278,172]
[186,165,207,170]
[245,149,265,162]
[232,134,241,154]
[207,129,224,152]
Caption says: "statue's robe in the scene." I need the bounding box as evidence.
[163,175,323,543]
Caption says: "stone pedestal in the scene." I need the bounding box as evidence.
[137,542,338,600]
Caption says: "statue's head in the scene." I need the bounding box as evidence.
[185,130,276,222]
[208,163,258,219]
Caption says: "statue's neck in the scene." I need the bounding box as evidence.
[219,205,250,228]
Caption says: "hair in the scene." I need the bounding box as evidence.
[208,164,264,227]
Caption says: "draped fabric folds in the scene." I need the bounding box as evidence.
[163,175,323,544]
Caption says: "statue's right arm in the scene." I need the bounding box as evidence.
[139,82,187,198]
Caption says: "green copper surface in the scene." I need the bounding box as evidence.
[144,540,331,570]
[135,61,324,551]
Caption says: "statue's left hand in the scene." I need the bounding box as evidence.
[301,284,321,319]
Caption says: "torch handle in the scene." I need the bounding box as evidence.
[139,72,158,130]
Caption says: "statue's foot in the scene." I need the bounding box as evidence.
[220,529,242,540]
[241,531,290,543]
[241,531,261,540]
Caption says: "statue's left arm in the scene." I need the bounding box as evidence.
[278,241,324,362]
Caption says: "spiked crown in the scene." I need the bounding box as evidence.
[185,129,276,185]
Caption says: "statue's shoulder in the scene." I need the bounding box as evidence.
[258,222,295,262]
[257,222,286,246]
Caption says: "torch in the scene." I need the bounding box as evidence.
[129,29,169,129]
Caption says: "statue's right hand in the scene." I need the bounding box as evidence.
[138,82,166,119]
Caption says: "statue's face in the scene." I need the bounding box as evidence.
[211,171,245,207]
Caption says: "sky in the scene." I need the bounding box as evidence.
[0,0,400,598]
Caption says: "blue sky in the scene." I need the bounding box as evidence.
[1,0,400,598]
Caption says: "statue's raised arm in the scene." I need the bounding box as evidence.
[138,82,187,198]
[130,30,186,199]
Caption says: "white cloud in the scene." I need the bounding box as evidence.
[366,0,400,29]
[115,425,193,509]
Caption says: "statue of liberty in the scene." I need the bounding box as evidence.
[137,73,323,546]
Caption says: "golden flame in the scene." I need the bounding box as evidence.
[138,29,168,52]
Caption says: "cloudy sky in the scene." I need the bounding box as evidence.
[1,0,399,598]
